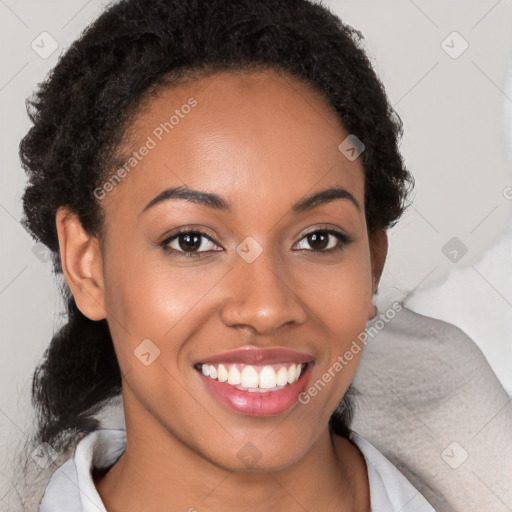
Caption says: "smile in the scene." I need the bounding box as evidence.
[194,348,314,416]
[197,362,307,391]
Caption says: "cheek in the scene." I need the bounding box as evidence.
[296,243,373,389]
[102,244,230,375]
[104,246,218,330]
[102,256,208,411]
[318,272,372,330]
[299,243,373,335]
[294,252,372,419]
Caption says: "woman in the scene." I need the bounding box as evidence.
[19,0,434,510]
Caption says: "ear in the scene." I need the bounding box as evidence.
[55,207,106,321]
[368,229,388,319]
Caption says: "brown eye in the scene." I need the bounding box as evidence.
[293,229,352,253]
[306,232,330,251]
[177,232,202,252]
[160,229,222,258]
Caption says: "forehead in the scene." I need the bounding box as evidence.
[103,69,365,221]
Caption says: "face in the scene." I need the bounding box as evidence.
[61,69,386,472]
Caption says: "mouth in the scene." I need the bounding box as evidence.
[193,348,314,417]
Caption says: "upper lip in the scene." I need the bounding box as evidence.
[195,347,314,366]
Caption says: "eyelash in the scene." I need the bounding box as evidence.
[159,227,353,259]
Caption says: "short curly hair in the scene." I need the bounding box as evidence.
[19,0,413,457]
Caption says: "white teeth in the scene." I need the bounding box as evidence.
[287,363,303,383]
[241,366,259,388]
[287,365,296,384]
[228,365,241,385]
[217,364,228,382]
[199,362,306,391]
[259,366,277,389]
[276,367,288,386]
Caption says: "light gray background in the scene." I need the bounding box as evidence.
[1,0,512,502]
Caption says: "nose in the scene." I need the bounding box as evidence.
[219,247,308,336]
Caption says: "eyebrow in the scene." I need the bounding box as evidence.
[140,185,360,215]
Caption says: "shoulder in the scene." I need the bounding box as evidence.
[38,429,126,512]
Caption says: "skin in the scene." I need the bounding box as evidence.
[56,69,388,512]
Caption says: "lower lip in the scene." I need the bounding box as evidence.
[198,364,312,417]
